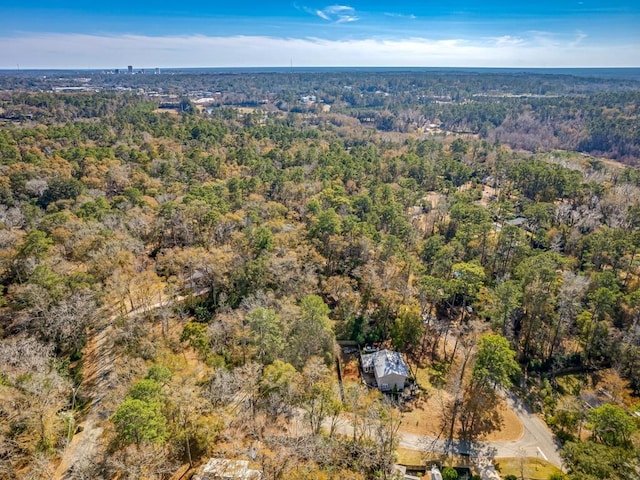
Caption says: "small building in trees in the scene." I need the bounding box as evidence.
[429,465,443,480]
[194,459,261,480]
[361,349,409,392]
[505,216,527,227]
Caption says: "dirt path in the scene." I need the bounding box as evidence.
[55,288,210,478]
[54,325,114,479]
[58,290,561,480]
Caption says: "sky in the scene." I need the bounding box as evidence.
[0,1,639,69]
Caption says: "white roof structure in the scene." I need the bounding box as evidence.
[430,465,443,480]
[194,459,261,480]
[361,349,410,378]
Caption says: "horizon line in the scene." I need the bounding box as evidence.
[2,66,640,72]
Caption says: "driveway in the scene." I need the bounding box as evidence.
[395,390,563,479]
[484,391,563,467]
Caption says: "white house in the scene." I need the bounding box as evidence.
[361,349,409,392]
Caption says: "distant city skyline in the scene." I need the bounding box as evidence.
[1,1,638,68]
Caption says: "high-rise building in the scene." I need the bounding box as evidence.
[155,67,160,75]
[127,65,133,74]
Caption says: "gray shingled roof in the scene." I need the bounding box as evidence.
[361,352,375,371]
[362,349,409,378]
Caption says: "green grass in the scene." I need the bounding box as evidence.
[414,366,432,390]
[495,457,563,480]
[396,447,424,466]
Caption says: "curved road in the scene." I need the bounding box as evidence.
[323,387,561,480]
[57,287,562,480]
[396,390,562,479]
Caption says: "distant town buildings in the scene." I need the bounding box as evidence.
[127,65,133,74]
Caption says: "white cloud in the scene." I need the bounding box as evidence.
[336,15,358,23]
[324,5,353,14]
[491,35,526,47]
[570,31,588,47]
[313,4,359,23]
[384,12,417,20]
[0,33,637,69]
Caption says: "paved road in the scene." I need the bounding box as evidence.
[57,288,561,480]
[397,392,561,464]
[394,390,563,479]
[324,389,561,480]
[487,391,563,467]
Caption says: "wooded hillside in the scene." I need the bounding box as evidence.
[1,74,640,479]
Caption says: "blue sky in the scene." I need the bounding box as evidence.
[0,1,639,68]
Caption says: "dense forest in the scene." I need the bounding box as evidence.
[1,70,639,164]
[1,71,640,480]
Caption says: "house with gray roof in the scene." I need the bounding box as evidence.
[361,349,409,392]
